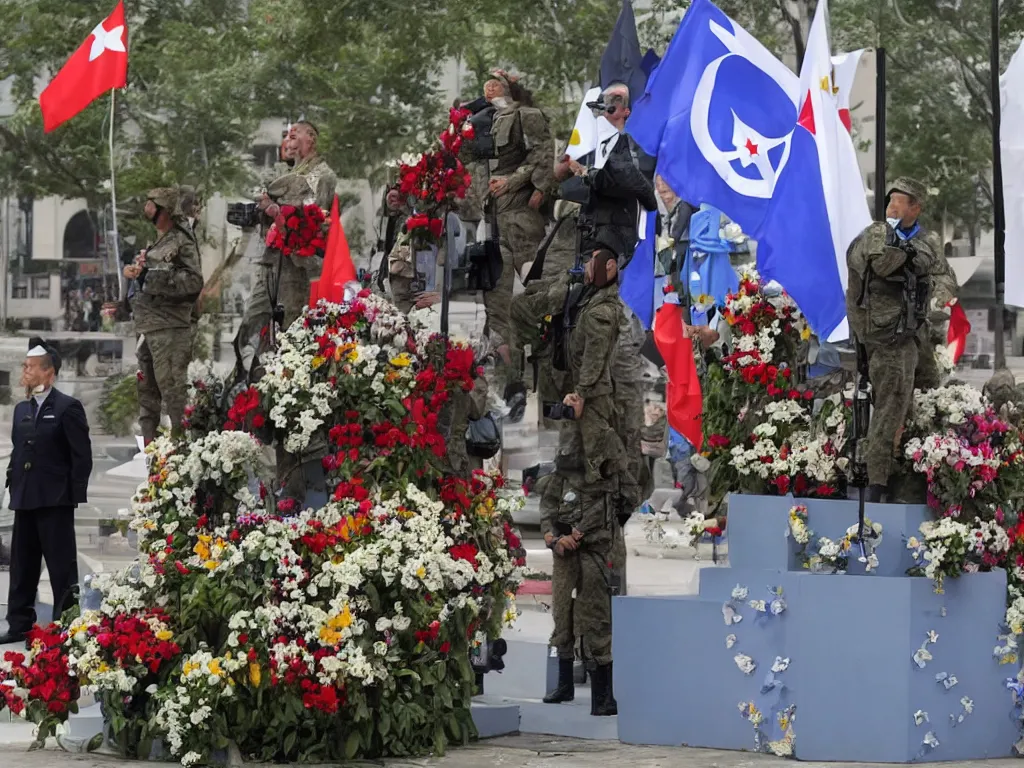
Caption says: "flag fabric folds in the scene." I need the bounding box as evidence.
[620,211,659,329]
[1002,39,1024,310]
[39,1,128,133]
[600,0,647,103]
[311,196,357,306]
[653,301,703,449]
[626,0,800,240]
[756,0,870,341]
[947,301,972,365]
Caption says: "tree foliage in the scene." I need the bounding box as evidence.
[2,0,1022,249]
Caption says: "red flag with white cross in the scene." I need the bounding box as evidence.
[39,1,128,133]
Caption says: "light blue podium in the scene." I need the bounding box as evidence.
[614,494,1020,762]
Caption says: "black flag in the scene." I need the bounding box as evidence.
[599,0,646,103]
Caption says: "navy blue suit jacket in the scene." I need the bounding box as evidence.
[6,389,92,511]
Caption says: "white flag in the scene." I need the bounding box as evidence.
[1002,40,1024,308]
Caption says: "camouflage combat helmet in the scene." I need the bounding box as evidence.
[147,187,179,212]
[887,176,928,206]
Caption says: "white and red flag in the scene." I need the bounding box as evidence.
[39,1,128,133]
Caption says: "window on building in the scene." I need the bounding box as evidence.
[31,276,50,300]
[12,278,28,299]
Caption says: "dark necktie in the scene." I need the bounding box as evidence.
[30,398,39,422]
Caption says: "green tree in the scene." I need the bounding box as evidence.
[448,0,621,138]
[0,0,264,227]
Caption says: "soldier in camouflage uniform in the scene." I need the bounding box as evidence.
[126,187,204,444]
[541,249,625,717]
[510,200,579,428]
[473,71,554,391]
[238,121,337,354]
[846,177,950,501]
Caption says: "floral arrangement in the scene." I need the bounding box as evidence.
[265,203,328,258]
[699,271,847,511]
[0,291,525,767]
[0,626,79,747]
[905,407,1024,521]
[786,504,882,573]
[908,517,1009,595]
[397,108,474,249]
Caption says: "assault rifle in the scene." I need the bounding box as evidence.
[850,341,872,560]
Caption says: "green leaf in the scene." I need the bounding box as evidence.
[283,730,296,756]
[86,733,104,753]
[345,731,361,760]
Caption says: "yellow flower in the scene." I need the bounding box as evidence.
[155,630,173,642]
[96,661,110,674]
[207,659,223,677]
[182,661,199,676]
[312,355,326,369]
[416,566,426,579]
[193,534,212,561]
[800,325,812,341]
[319,603,354,645]
[204,561,219,571]
[390,353,413,368]
[1001,653,1019,666]
[248,662,262,687]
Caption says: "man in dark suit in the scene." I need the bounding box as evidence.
[0,338,92,644]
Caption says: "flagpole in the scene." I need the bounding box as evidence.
[991,0,1007,369]
[873,47,886,221]
[109,88,123,301]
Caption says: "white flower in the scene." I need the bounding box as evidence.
[731,585,748,601]
[914,710,929,726]
[734,654,756,675]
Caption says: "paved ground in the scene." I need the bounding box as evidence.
[0,734,1020,767]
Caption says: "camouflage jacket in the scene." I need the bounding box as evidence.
[134,225,204,333]
[491,103,555,213]
[569,283,621,400]
[261,154,338,270]
[846,221,949,346]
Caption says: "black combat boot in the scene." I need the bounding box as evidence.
[543,658,575,704]
[590,663,618,716]
[865,484,886,503]
[504,381,528,424]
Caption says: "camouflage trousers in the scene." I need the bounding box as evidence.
[614,381,651,512]
[549,513,624,665]
[510,277,570,426]
[484,207,547,365]
[865,339,918,486]
[556,394,627,485]
[137,328,193,443]
[238,261,316,358]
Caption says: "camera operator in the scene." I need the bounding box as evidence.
[846,177,955,503]
[462,70,555,408]
[236,121,337,367]
[539,248,626,718]
[555,82,657,267]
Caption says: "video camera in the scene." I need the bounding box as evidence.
[462,96,497,159]
[226,202,261,229]
[585,93,622,117]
